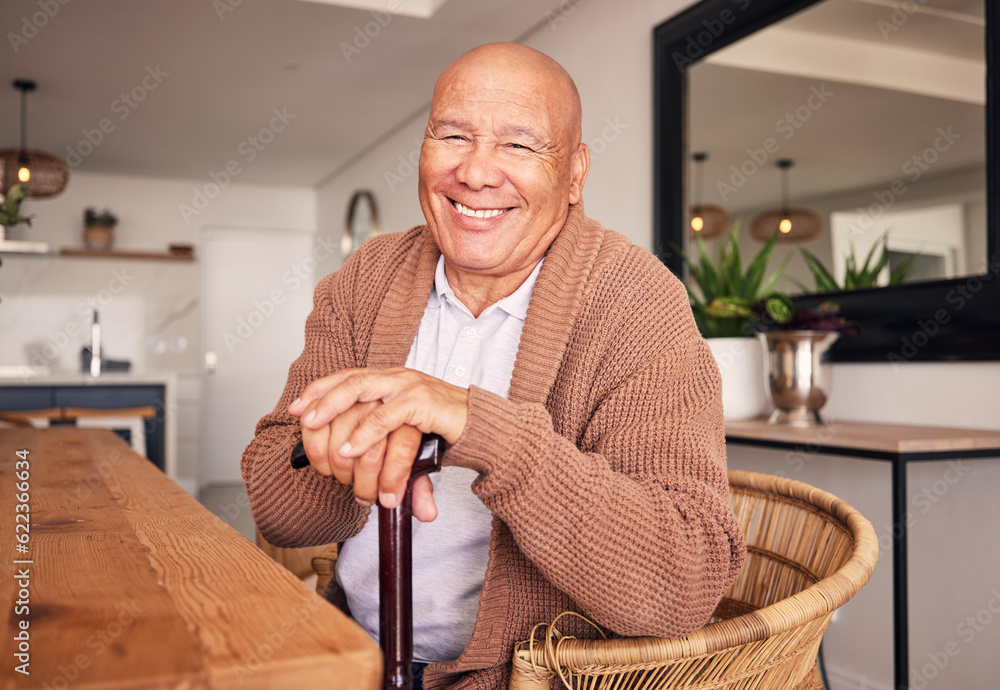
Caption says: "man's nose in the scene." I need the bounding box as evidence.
[454,143,504,190]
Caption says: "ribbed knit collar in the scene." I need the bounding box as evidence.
[366,203,601,408]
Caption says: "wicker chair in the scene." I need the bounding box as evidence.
[509,470,879,690]
[255,528,339,591]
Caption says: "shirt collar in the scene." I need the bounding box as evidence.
[431,254,544,321]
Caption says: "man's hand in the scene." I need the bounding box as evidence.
[288,367,468,516]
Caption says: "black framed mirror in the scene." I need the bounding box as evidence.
[654,0,1000,362]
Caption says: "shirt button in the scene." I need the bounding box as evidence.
[466,328,478,340]
[455,366,467,378]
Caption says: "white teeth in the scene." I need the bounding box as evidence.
[453,200,505,219]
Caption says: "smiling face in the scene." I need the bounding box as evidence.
[418,44,589,305]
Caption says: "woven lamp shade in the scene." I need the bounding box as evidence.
[689,204,729,240]
[0,149,69,198]
[750,208,822,242]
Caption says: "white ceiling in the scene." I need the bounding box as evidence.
[688,0,987,213]
[1,0,989,204]
[0,0,565,187]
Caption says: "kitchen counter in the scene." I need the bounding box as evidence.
[0,372,184,477]
[0,369,180,386]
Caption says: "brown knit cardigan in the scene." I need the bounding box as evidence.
[242,204,746,690]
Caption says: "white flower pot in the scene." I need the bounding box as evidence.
[706,337,770,421]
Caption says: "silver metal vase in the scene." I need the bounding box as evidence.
[758,331,840,426]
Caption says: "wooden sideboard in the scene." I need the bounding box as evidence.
[726,418,1000,690]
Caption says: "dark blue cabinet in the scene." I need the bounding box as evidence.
[0,384,166,471]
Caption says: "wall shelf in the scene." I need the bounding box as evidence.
[59,248,195,262]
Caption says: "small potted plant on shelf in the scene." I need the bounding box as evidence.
[84,207,118,250]
[1,184,33,231]
[752,295,863,427]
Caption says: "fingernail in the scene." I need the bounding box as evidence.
[380,492,397,508]
[356,497,372,508]
[291,397,301,407]
[304,410,316,425]
[339,441,352,455]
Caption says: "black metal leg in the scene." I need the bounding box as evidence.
[892,457,908,689]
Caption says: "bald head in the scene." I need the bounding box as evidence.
[417,43,590,312]
[432,43,583,146]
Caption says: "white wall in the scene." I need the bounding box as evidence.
[315,1,999,688]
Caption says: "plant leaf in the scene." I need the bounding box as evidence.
[799,248,840,293]
[741,229,780,300]
[757,250,793,297]
[889,250,919,285]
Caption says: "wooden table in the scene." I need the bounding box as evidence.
[0,428,381,689]
[726,418,1000,690]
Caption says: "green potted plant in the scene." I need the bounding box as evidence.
[674,222,791,420]
[0,184,33,230]
[752,296,862,426]
[675,221,792,338]
[84,207,118,250]
[797,230,916,293]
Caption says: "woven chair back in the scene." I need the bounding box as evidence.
[509,470,879,689]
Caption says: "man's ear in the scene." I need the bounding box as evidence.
[568,142,590,205]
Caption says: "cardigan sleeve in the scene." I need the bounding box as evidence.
[240,268,372,548]
[441,254,745,639]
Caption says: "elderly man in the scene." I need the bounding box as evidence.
[243,43,745,689]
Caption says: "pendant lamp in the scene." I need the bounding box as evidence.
[0,79,69,198]
[750,159,821,242]
[689,152,729,240]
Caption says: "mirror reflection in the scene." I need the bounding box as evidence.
[685,0,986,295]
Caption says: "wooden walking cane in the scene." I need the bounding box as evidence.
[291,433,445,690]
[379,434,444,689]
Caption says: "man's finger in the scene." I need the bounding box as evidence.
[411,475,438,523]
[350,439,386,507]
[301,415,333,476]
[288,368,374,417]
[326,401,380,489]
[376,424,424,509]
[300,370,413,430]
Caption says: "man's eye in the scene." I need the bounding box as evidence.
[507,143,531,151]
[445,135,466,142]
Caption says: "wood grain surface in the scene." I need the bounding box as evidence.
[0,427,380,689]
[726,418,1000,455]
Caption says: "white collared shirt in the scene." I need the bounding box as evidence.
[338,255,544,662]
